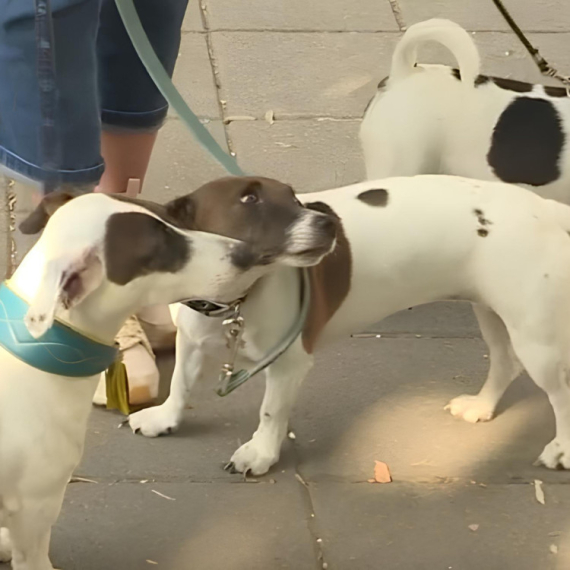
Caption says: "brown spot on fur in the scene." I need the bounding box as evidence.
[302,205,351,353]
[358,188,389,207]
[105,212,191,285]
[478,228,489,237]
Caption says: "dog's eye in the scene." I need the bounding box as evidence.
[240,194,258,204]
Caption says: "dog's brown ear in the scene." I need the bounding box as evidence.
[104,212,191,286]
[19,190,78,235]
[164,195,195,229]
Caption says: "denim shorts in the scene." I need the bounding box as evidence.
[0,0,188,185]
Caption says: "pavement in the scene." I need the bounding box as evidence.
[3,0,570,569]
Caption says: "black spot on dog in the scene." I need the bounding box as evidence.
[105,212,191,285]
[451,69,491,87]
[473,209,492,226]
[453,69,536,93]
[357,189,389,207]
[490,77,534,93]
[377,76,389,90]
[478,229,489,237]
[487,97,564,186]
[475,75,491,86]
[544,85,568,98]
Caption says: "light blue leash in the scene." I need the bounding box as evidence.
[114,0,245,177]
[114,0,310,396]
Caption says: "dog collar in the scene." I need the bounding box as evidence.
[0,282,118,377]
[182,298,245,319]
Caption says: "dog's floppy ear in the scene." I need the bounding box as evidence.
[104,212,191,286]
[19,190,78,235]
[24,247,104,338]
[164,195,195,229]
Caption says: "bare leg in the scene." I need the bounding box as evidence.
[446,304,523,423]
[227,343,314,475]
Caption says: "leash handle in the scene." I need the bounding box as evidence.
[114,0,245,176]
[216,269,311,397]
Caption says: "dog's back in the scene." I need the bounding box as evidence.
[360,19,570,203]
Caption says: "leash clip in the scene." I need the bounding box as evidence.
[217,303,248,396]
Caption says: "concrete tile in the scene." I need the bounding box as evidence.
[204,0,399,31]
[172,33,220,120]
[144,119,230,203]
[292,338,564,485]
[228,119,364,192]
[310,482,570,570]
[398,0,570,32]
[52,480,316,570]
[366,301,480,338]
[211,31,400,118]
[78,353,297,482]
[416,31,570,87]
[182,0,203,32]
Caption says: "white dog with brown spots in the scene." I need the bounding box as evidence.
[129,174,570,476]
[0,188,335,570]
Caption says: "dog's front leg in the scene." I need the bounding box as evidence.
[129,328,218,437]
[227,342,313,476]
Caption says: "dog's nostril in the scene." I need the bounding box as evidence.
[315,215,337,236]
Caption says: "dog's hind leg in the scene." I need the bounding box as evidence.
[226,342,313,476]
[446,304,523,423]
[510,335,570,470]
[0,527,12,563]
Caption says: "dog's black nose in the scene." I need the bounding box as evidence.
[314,214,337,238]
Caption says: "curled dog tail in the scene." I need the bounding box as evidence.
[390,19,480,85]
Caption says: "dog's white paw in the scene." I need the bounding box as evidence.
[129,405,180,437]
[0,528,12,563]
[225,437,279,476]
[536,438,570,470]
[445,395,495,423]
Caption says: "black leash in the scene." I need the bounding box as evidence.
[491,0,570,88]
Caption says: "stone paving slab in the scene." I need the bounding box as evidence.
[211,32,400,118]
[228,119,364,192]
[203,0,399,32]
[310,482,570,570]
[78,361,293,482]
[366,301,479,337]
[51,480,316,570]
[182,0,204,32]
[144,119,229,203]
[173,33,220,120]
[293,338,562,485]
[397,0,570,32]
[417,32,570,86]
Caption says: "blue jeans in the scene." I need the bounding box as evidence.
[0,0,188,185]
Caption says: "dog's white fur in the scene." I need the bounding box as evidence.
[360,19,570,203]
[130,175,570,475]
[0,193,267,569]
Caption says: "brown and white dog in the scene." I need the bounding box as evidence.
[360,19,570,203]
[0,188,335,569]
[130,174,570,475]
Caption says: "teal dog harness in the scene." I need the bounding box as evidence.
[0,283,118,377]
